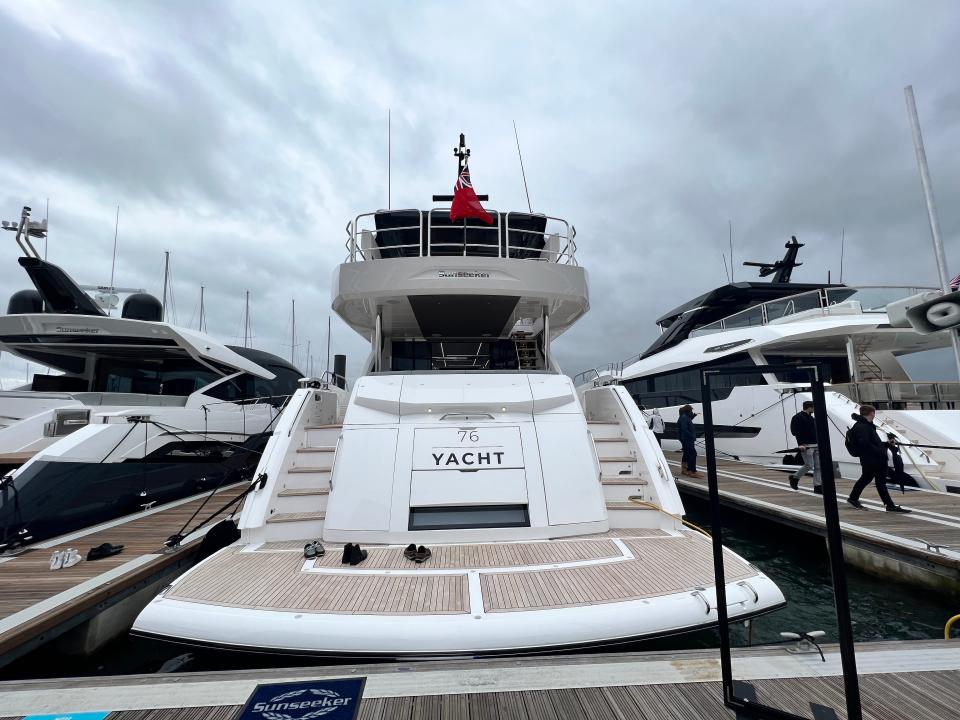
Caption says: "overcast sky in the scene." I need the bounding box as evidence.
[1,1,959,386]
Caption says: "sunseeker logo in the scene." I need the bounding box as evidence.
[438,270,490,279]
[55,326,101,334]
[239,679,365,720]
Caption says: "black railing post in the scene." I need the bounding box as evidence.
[700,370,735,703]
[811,370,863,720]
[699,363,861,719]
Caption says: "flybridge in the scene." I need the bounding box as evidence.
[344,134,577,265]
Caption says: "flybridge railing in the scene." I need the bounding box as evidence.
[344,208,578,265]
[688,286,937,338]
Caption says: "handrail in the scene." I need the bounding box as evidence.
[613,387,637,432]
[945,613,960,639]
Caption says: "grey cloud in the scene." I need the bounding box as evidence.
[0,1,959,384]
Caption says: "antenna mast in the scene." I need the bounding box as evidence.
[728,220,734,282]
[290,299,296,364]
[388,109,391,210]
[161,251,170,322]
[243,291,251,348]
[44,198,49,260]
[839,228,845,284]
[109,205,120,315]
[198,286,206,332]
[513,120,532,213]
[325,316,331,379]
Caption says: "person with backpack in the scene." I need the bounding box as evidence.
[845,405,911,513]
[648,408,665,446]
[678,405,700,478]
[788,400,822,494]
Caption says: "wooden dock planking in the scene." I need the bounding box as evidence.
[665,452,960,586]
[2,640,959,720]
[0,483,247,664]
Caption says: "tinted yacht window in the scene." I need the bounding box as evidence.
[623,353,766,407]
[94,358,221,395]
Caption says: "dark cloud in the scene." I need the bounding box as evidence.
[0,1,958,385]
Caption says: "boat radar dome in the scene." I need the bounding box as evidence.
[7,289,43,314]
[122,292,163,321]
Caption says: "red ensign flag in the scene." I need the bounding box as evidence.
[450,161,493,224]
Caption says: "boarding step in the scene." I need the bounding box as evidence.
[602,477,648,485]
[283,468,330,490]
[288,466,332,474]
[605,500,657,528]
[297,446,336,453]
[278,487,330,497]
[304,425,342,431]
[587,422,626,440]
[593,437,629,443]
[267,511,326,524]
[587,420,620,425]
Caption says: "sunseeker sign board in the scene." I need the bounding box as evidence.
[237,678,365,720]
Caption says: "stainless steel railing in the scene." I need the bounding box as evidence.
[343,208,577,265]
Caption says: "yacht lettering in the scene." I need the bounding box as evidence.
[55,326,101,334]
[438,270,490,279]
[432,450,504,466]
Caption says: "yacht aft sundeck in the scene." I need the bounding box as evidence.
[134,142,783,657]
[0,208,303,549]
[583,237,960,492]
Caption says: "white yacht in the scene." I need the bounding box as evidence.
[133,143,784,657]
[581,237,960,492]
[0,207,303,549]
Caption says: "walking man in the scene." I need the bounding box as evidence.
[847,405,911,513]
[678,405,700,478]
[649,408,665,446]
[788,401,822,494]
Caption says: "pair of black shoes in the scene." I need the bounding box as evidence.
[404,543,432,563]
[341,543,368,565]
[87,543,124,561]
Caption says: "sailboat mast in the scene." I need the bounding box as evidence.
[161,251,170,322]
[243,290,251,348]
[109,205,120,316]
[291,299,296,363]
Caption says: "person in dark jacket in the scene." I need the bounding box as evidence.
[677,405,700,478]
[847,405,910,512]
[788,400,822,494]
[885,434,918,492]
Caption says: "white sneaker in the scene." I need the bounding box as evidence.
[49,550,64,570]
[62,548,81,568]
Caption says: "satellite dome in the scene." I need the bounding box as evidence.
[7,289,43,314]
[122,293,163,321]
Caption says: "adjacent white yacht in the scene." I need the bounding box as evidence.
[0,207,303,550]
[580,237,960,492]
[133,143,784,658]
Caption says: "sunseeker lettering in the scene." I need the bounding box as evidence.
[437,270,490,279]
[55,326,101,334]
[431,450,505,466]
